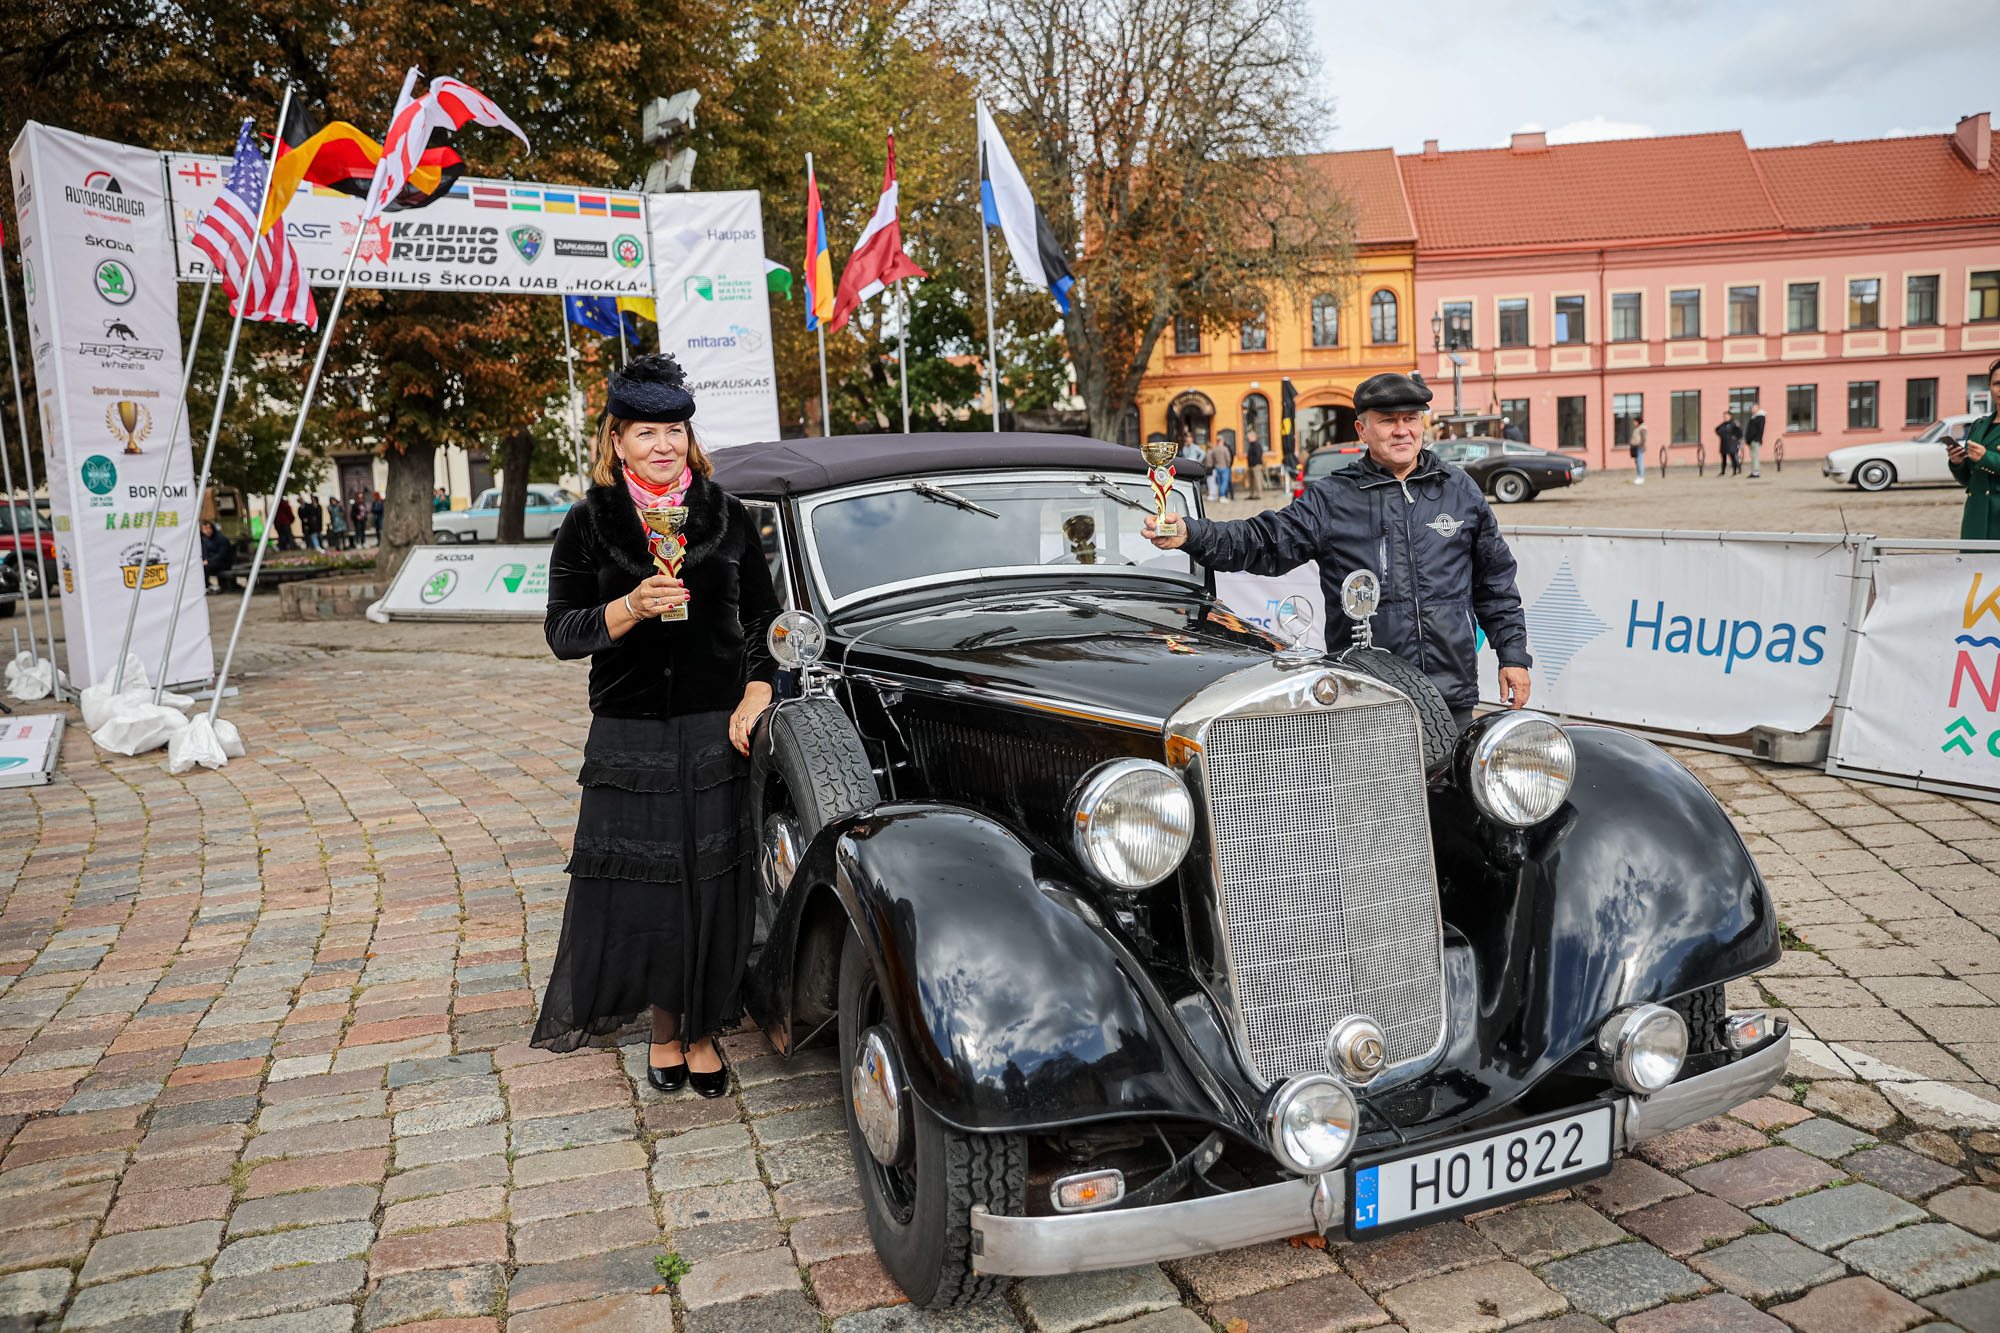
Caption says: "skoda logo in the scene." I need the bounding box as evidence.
[94,259,136,305]
[420,569,458,604]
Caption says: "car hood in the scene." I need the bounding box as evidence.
[832,587,1287,726]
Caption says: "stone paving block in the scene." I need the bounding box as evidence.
[652,1122,753,1158]
[192,1259,370,1329]
[509,1169,650,1225]
[1637,1118,1775,1171]
[1769,1275,1931,1333]
[1578,1158,1691,1215]
[763,1133,854,1186]
[1685,1146,1846,1207]
[786,1210,877,1266]
[1541,1242,1709,1317]
[1845,1147,1967,1199]
[810,1251,907,1318]
[196,1310,356,1333]
[508,1107,634,1156]
[244,1146,388,1197]
[688,1291,829,1333]
[741,1073,840,1116]
[369,1222,508,1277]
[1209,1273,1391,1333]
[643,1098,741,1136]
[360,1264,504,1331]
[1621,1193,1758,1255]
[211,1221,377,1280]
[508,1292,675,1333]
[381,1185,507,1235]
[0,1268,71,1320]
[60,1266,205,1329]
[385,1054,492,1087]
[1755,1184,1932,1252]
[393,1124,507,1170]
[116,1149,237,1194]
[677,1245,804,1309]
[0,1179,113,1232]
[1929,1187,2000,1239]
[391,1095,505,1138]
[1014,1264,1180,1333]
[671,1218,785,1263]
[253,1090,388,1134]
[79,1220,224,1286]
[1377,1259,1567,1333]
[1343,1220,1501,1294]
[380,1155,509,1204]
[1783,1119,1882,1159]
[1615,1294,1789,1333]
[652,1146,761,1191]
[751,1105,845,1146]
[0,1151,126,1198]
[0,1217,94,1272]
[827,1298,1024,1333]
[1691,1233,1848,1300]
[1838,1224,2000,1299]
[1806,1082,1902,1131]
[507,1245,664,1313]
[513,1204,660,1265]
[245,1116,391,1162]
[1922,1278,2000,1333]
[1472,1202,1628,1266]
[227,1185,379,1237]
[1736,1098,1817,1131]
[510,1139,645,1189]
[388,1074,500,1115]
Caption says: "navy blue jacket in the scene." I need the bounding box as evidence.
[1182,449,1532,711]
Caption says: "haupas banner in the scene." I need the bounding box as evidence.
[1474,530,1858,735]
[1217,566,1327,653]
[1832,551,2000,792]
[646,190,781,448]
[164,155,653,295]
[10,123,213,687]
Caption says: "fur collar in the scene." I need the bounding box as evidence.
[581,472,732,577]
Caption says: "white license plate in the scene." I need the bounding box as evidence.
[1349,1104,1615,1237]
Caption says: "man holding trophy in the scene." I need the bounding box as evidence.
[533,353,781,1098]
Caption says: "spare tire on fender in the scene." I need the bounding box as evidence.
[1336,647,1460,771]
[750,697,880,897]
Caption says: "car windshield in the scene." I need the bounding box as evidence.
[1914,421,1950,443]
[804,473,1203,606]
[1438,442,1491,462]
[1304,451,1351,478]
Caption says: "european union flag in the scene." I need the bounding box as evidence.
[565,295,621,339]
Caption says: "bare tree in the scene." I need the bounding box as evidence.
[966,0,1352,439]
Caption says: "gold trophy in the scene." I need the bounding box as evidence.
[1140,439,1179,538]
[108,400,148,454]
[639,505,689,622]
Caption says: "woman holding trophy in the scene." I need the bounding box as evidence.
[532,353,780,1098]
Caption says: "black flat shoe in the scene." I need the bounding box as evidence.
[688,1059,729,1099]
[647,1044,687,1093]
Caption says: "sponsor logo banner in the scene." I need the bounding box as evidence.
[379,545,552,621]
[646,191,780,448]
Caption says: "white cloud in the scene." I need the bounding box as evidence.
[1545,116,1655,145]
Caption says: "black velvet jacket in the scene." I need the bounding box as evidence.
[545,474,780,719]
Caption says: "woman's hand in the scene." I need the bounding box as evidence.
[1970,439,1988,464]
[629,573,689,619]
[729,682,774,756]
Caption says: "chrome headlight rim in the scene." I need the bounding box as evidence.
[1598,1003,1689,1094]
[1069,758,1195,891]
[767,610,827,670]
[1265,1073,1359,1175]
[1462,710,1575,827]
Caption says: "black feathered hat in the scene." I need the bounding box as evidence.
[607,352,696,423]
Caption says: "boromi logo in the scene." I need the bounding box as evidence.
[508,226,545,264]
[612,235,644,269]
[65,172,147,219]
[80,455,117,496]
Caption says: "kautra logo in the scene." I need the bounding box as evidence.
[1626,601,1826,674]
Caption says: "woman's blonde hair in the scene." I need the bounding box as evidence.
[590,415,712,487]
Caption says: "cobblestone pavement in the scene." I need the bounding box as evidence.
[1,643,1998,1333]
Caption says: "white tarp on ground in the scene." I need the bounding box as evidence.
[645,190,781,448]
[0,714,64,788]
[9,122,214,688]
[375,545,551,621]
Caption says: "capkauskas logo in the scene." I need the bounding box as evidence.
[65,172,147,220]
[553,238,607,259]
[612,234,644,268]
[508,225,544,264]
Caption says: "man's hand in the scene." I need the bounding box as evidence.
[1499,666,1532,709]
[1142,514,1188,550]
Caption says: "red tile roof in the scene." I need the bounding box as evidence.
[1754,134,2000,231]
[1299,148,1416,246]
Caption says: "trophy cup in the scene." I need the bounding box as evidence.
[1139,440,1179,537]
[109,400,146,454]
[639,506,689,622]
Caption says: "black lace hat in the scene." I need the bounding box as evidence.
[607,352,696,423]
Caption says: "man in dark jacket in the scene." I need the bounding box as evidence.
[1744,403,1766,478]
[1715,415,1743,476]
[1146,371,1533,724]
[200,520,234,592]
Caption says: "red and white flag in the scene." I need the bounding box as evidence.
[190,118,318,327]
[364,71,530,221]
[829,131,928,333]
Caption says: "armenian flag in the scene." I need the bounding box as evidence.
[804,159,834,331]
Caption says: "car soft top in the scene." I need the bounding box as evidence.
[708,432,1208,499]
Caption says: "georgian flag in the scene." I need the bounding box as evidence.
[364,70,529,222]
[829,132,928,333]
[190,119,318,327]
[976,102,1074,314]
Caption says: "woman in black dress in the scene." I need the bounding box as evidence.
[532,353,779,1097]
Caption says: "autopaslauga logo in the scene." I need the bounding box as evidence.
[65,172,147,219]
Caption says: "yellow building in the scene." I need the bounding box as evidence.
[1133,149,1418,466]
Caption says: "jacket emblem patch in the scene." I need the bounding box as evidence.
[1426,513,1465,538]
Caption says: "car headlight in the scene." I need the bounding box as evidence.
[1599,1004,1688,1093]
[1267,1074,1358,1173]
[1069,759,1194,890]
[1464,711,1574,826]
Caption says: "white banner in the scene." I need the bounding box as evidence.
[11,122,213,687]
[0,714,64,788]
[646,190,781,448]
[1475,530,1857,734]
[164,155,654,296]
[1216,566,1327,653]
[1833,550,2000,790]
[377,545,550,621]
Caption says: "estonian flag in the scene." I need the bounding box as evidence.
[976,102,1074,315]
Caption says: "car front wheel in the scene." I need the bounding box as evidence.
[1854,460,1895,492]
[839,927,1025,1308]
[1492,471,1532,504]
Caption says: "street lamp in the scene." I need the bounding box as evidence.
[1428,312,1463,420]
[1431,312,1442,352]
[641,90,700,193]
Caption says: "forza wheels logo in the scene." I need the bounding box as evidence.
[94,259,137,305]
[508,226,544,264]
[612,234,644,269]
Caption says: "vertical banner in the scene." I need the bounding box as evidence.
[9,122,212,687]
[646,191,780,448]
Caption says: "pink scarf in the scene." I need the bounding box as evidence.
[624,465,692,567]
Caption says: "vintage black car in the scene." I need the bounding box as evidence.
[1435,437,1586,503]
[712,433,1786,1308]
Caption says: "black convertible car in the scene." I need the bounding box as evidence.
[713,434,1784,1307]
[1435,438,1585,503]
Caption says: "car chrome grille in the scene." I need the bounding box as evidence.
[1201,699,1444,1085]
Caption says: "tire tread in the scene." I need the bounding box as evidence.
[1670,982,1729,1053]
[768,697,878,837]
[1338,646,1461,770]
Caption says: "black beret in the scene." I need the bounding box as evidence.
[1354,372,1433,414]
[607,352,695,423]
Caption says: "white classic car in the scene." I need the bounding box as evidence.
[430,486,577,543]
[1822,414,1983,491]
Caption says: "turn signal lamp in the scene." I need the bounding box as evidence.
[1725,1012,1769,1051]
[1051,1169,1125,1213]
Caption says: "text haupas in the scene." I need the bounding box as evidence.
[1628,601,1826,674]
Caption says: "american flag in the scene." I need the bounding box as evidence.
[191,119,318,328]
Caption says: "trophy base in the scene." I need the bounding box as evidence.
[659,604,689,623]
[1157,518,1179,537]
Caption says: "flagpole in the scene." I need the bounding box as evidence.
[559,301,587,489]
[0,235,65,699]
[896,278,910,434]
[806,153,831,438]
[153,89,294,706]
[976,135,1003,432]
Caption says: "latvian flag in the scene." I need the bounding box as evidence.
[976,102,1074,314]
[191,119,317,328]
[829,131,928,333]
[365,71,530,222]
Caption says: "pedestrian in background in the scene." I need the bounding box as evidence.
[433,487,450,513]
[1242,430,1265,499]
[348,493,369,547]
[274,496,296,550]
[300,496,323,551]
[1502,417,1526,443]
[1948,358,2000,539]
[1629,415,1648,485]
[1745,403,1766,478]
[371,492,385,545]
[1715,415,1743,477]
[328,499,349,550]
[1204,437,1232,500]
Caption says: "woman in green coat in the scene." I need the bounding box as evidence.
[1949,359,2000,540]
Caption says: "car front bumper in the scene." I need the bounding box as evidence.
[970,1024,1789,1276]
[1822,460,1848,481]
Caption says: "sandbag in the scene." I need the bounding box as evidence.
[91,703,190,756]
[4,651,61,702]
[166,715,244,774]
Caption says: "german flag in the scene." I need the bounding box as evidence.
[261,101,463,233]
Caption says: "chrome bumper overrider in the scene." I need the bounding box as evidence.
[969,1026,1789,1276]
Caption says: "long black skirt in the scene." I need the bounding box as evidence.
[531,711,755,1053]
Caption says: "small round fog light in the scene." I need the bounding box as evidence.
[1598,1004,1688,1094]
[1266,1074,1359,1174]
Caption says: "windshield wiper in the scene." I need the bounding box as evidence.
[911,480,999,519]
[1085,474,1150,513]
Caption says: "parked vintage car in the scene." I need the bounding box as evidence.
[429,486,576,542]
[0,498,57,619]
[1434,438,1585,503]
[1821,414,1983,491]
[714,434,1786,1307]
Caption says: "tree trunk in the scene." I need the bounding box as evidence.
[379,443,437,584]
[495,430,533,543]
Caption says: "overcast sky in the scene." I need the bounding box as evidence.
[1308,0,2000,154]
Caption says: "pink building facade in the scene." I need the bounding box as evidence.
[1403,115,2000,472]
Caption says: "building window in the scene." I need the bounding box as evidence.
[1613,393,1643,446]
[1242,393,1270,461]
[1554,295,1586,345]
[1848,278,1880,330]
[1310,293,1339,348]
[1442,301,1472,350]
[1118,406,1140,448]
[1669,289,1701,339]
[1728,286,1759,336]
[1848,381,1878,430]
[1787,282,1820,333]
[1556,396,1587,450]
[1173,316,1200,355]
[1787,385,1818,432]
[1498,299,1529,348]
[1370,290,1398,345]
[1906,275,1940,327]
[1972,271,2000,323]
[1611,292,1642,342]
[1729,387,1758,427]
[1974,374,1995,417]
[1671,390,1701,444]
[1499,398,1530,442]
[1240,307,1267,352]
[1907,378,1938,426]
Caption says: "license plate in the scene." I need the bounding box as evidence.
[1348,1104,1615,1238]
